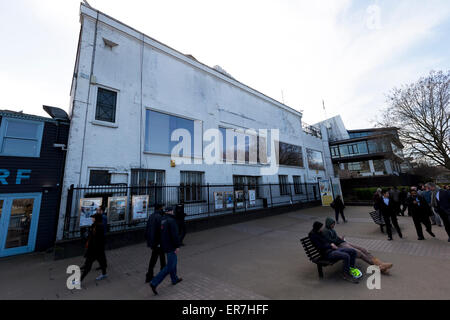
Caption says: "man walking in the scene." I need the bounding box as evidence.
[150,206,183,295]
[145,203,166,283]
[379,190,403,241]
[427,183,450,242]
[406,189,435,240]
[423,184,442,227]
[390,187,401,216]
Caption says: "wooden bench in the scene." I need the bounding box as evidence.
[300,236,337,278]
[369,210,385,233]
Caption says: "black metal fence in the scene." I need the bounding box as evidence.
[62,182,320,240]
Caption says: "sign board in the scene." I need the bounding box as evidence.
[79,198,102,227]
[318,180,333,206]
[108,196,127,223]
[132,195,149,220]
[248,189,256,206]
[224,192,234,208]
[214,192,224,210]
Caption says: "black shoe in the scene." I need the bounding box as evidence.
[172,278,183,285]
[398,234,403,239]
[388,237,393,241]
[418,237,425,240]
[427,230,435,237]
[145,275,153,283]
[150,283,158,295]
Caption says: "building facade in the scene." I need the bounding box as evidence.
[55,4,334,241]
[0,108,69,257]
[315,115,404,179]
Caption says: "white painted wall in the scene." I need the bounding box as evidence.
[55,4,332,239]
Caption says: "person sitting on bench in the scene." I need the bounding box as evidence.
[308,221,360,283]
[322,217,393,274]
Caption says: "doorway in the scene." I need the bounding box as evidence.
[0,193,42,257]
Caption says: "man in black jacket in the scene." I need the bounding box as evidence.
[309,221,359,283]
[379,190,403,241]
[144,203,166,283]
[407,189,435,240]
[427,182,450,242]
[150,206,183,294]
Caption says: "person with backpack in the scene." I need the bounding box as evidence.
[150,206,183,295]
[144,203,166,283]
[330,195,346,223]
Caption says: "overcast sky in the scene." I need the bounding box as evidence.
[1,0,449,129]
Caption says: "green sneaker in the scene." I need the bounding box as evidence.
[349,267,362,279]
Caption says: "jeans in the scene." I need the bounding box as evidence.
[151,251,180,287]
[339,242,373,265]
[327,248,356,274]
[430,208,442,226]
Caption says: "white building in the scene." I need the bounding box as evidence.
[55,3,334,240]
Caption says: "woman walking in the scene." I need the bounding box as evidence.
[79,213,108,284]
[331,195,347,223]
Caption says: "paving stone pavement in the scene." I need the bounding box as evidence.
[1,205,450,300]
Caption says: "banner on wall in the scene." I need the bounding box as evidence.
[235,190,244,208]
[224,192,234,208]
[108,196,127,223]
[79,198,103,227]
[318,180,333,206]
[132,195,149,220]
[248,189,256,206]
[214,192,224,210]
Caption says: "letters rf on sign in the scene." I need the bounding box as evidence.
[226,305,268,315]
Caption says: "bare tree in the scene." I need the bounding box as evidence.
[377,70,450,170]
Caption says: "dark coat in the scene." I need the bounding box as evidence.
[85,222,105,257]
[145,210,164,248]
[175,204,186,222]
[308,230,332,258]
[331,198,345,210]
[436,189,450,216]
[378,197,396,217]
[160,214,181,253]
[406,195,432,217]
[373,193,382,210]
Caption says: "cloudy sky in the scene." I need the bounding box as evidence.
[0,0,449,129]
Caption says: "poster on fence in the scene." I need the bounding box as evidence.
[132,195,149,220]
[214,192,224,210]
[224,192,234,208]
[248,189,256,207]
[318,179,333,206]
[79,198,103,227]
[108,196,127,223]
[235,190,244,208]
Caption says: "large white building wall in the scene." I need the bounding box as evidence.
[56,4,331,240]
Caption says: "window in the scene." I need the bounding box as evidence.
[278,175,290,196]
[306,149,325,171]
[180,171,204,202]
[346,161,370,173]
[373,160,385,172]
[130,169,165,204]
[330,146,340,158]
[276,142,303,167]
[95,88,117,123]
[293,176,303,194]
[89,170,111,186]
[0,118,44,157]
[145,110,199,157]
[220,127,263,164]
[233,175,261,197]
